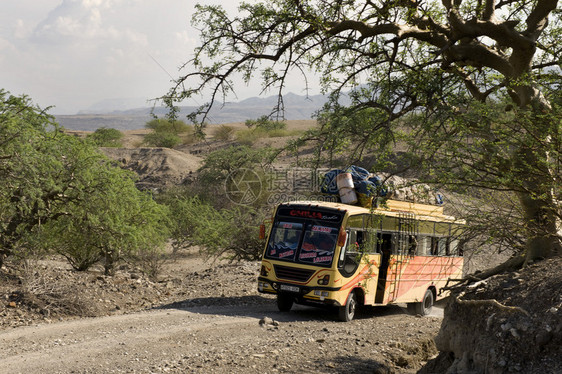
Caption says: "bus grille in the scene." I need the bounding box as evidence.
[274,265,315,283]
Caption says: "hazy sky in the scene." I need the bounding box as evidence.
[1,0,317,114]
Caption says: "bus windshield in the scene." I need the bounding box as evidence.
[266,222,302,261]
[266,221,338,266]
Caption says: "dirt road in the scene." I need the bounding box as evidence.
[0,299,443,374]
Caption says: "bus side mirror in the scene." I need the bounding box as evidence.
[259,224,266,240]
[337,230,347,247]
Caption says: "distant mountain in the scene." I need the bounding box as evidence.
[58,92,330,131]
[78,97,152,114]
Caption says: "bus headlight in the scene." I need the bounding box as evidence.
[260,265,269,276]
[317,275,330,285]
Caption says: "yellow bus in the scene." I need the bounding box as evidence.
[257,200,464,321]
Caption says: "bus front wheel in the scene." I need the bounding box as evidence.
[410,289,434,316]
[277,293,294,312]
[338,292,357,322]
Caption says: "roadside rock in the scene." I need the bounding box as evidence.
[420,257,562,374]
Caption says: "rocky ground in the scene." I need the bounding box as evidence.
[3,249,560,373]
[0,248,443,373]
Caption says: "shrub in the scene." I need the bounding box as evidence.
[41,163,171,274]
[87,127,123,147]
[245,115,287,131]
[235,129,262,145]
[267,129,292,137]
[143,131,182,148]
[213,125,236,141]
[180,128,198,145]
[143,118,197,148]
[146,118,191,134]
[198,145,276,185]
[158,193,266,261]
[238,117,294,144]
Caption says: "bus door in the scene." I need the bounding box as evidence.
[338,229,379,304]
[375,213,418,304]
[374,232,393,303]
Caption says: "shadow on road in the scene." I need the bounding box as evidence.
[153,295,415,323]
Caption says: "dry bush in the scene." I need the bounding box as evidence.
[235,128,261,145]
[180,127,199,145]
[212,125,236,141]
[16,262,101,317]
[130,247,167,281]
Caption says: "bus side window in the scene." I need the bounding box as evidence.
[430,236,439,256]
[355,230,377,254]
[338,230,350,263]
[418,236,429,255]
[365,230,378,254]
[356,231,364,250]
[377,233,393,254]
[448,238,459,256]
[347,230,358,252]
[438,238,447,256]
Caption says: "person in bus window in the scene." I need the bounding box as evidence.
[354,231,365,252]
[408,235,417,255]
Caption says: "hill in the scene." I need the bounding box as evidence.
[56,92,330,131]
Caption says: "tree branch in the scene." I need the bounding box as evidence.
[525,0,559,39]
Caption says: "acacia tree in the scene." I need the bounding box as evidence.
[169,0,562,269]
[0,90,170,272]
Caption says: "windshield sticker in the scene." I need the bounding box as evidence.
[314,256,332,263]
[301,242,315,251]
[289,209,323,219]
[321,215,340,221]
[282,223,294,229]
[299,252,317,259]
[279,250,294,258]
[277,207,343,222]
[312,226,332,233]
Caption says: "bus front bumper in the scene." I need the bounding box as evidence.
[257,277,343,306]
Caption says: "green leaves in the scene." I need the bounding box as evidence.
[0,90,170,272]
[309,103,395,167]
[158,193,265,261]
[87,127,123,147]
[198,145,276,184]
[143,118,197,148]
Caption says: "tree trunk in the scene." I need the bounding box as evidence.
[515,138,562,263]
[510,83,562,263]
[0,241,14,270]
[519,191,561,263]
[104,249,114,276]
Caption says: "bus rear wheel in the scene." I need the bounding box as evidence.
[410,289,434,316]
[338,292,357,322]
[277,293,294,312]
